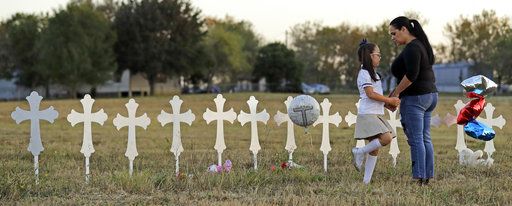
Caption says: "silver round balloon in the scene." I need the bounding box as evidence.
[287,95,320,127]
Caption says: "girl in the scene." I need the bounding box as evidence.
[352,39,400,184]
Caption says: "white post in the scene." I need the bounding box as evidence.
[218,153,222,167]
[129,160,134,176]
[34,155,39,185]
[253,154,258,170]
[175,156,179,175]
[323,154,327,173]
[85,157,90,183]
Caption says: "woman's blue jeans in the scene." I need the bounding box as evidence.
[400,92,438,179]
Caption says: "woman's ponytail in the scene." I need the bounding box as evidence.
[409,19,435,65]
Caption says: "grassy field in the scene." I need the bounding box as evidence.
[1,93,512,205]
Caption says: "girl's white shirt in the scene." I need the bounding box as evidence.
[356,69,384,115]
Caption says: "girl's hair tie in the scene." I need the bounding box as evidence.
[359,38,368,47]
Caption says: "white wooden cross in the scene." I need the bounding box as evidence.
[344,101,365,148]
[476,103,506,159]
[113,99,150,176]
[238,96,270,170]
[453,100,468,153]
[386,108,402,167]
[157,95,195,175]
[67,94,107,182]
[203,94,237,166]
[313,98,342,172]
[274,96,297,162]
[11,91,59,184]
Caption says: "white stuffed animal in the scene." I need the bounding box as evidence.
[459,148,493,167]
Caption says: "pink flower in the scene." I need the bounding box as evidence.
[223,160,232,172]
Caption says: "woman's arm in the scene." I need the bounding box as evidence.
[390,76,413,97]
[364,86,400,107]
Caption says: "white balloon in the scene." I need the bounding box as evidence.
[287,95,320,127]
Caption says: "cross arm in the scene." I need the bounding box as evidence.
[92,109,108,125]
[39,106,59,123]
[157,110,172,126]
[113,114,128,130]
[67,109,83,126]
[11,107,30,124]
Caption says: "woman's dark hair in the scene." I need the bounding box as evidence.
[390,16,435,65]
[357,39,379,82]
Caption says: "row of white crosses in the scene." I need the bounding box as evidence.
[11,91,505,184]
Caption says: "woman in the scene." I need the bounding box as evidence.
[388,16,438,185]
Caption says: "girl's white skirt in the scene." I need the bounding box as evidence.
[354,114,396,139]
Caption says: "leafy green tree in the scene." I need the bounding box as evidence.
[253,43,303,92]
[217,17,261,81]
[38,1,117,98]
[200,16,260,86]
[444,10,511,88]
[332,24,364,88]
[96,0,118,21]
[289,21,322,84]
[290,22,364,88]
[490,34,512,87]
[0,13,47,90]
[114,0,205,95]
[445,10,510,64]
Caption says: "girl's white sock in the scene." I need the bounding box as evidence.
[363,155,378,184]
[361,138,382,154]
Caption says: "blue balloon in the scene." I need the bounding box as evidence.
[464,119,495,141]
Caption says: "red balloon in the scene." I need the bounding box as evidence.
[457,92,486,125]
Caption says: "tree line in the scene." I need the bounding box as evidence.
[1,0,511,97]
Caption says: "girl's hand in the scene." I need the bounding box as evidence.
[384,103,397,112]
[387,97,400,107]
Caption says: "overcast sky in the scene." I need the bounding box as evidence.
[1,0,511,45]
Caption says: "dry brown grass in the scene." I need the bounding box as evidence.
[1,93,512,205]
